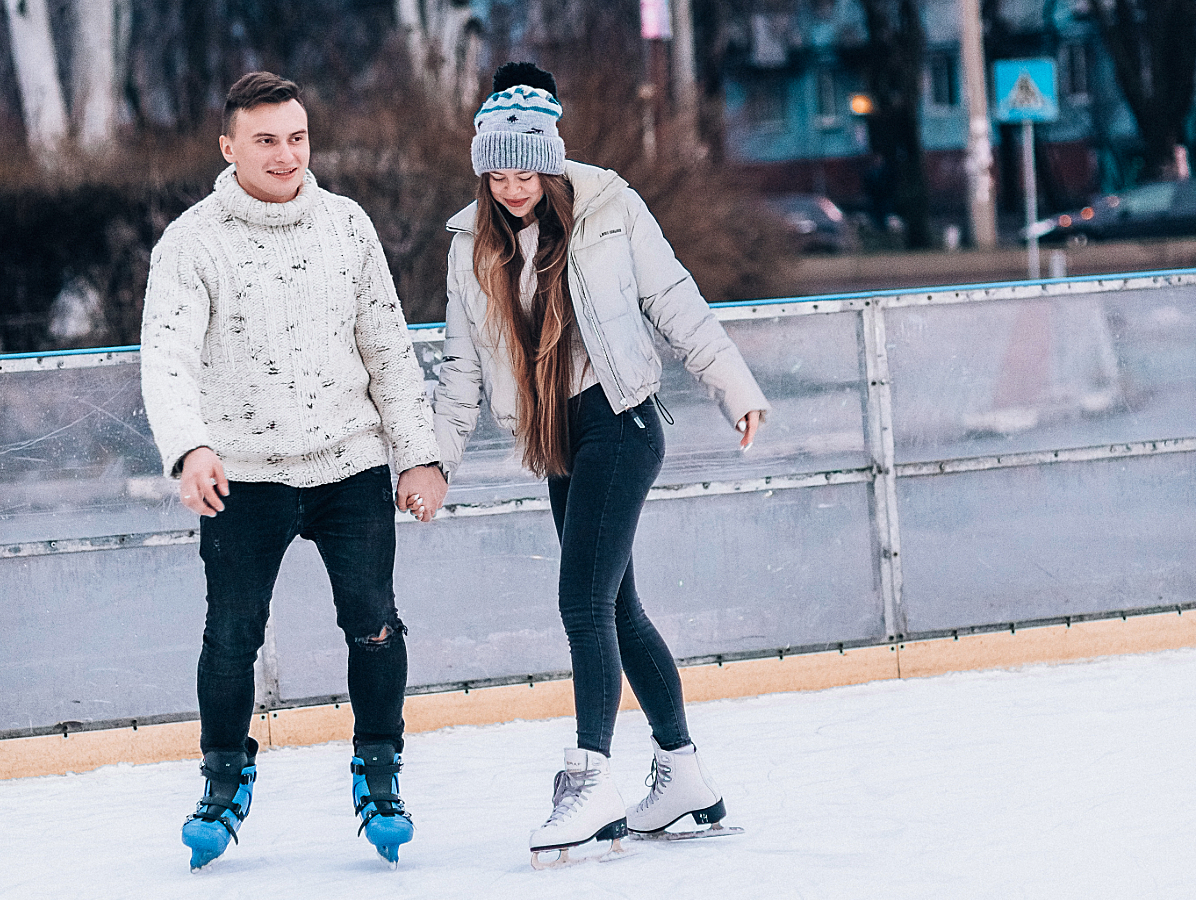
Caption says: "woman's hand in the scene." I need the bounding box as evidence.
[735,410,762,451]
[396,463,448,522]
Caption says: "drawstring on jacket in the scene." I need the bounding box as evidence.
[653,393,674,426]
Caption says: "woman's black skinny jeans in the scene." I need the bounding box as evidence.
[547,384,690,757]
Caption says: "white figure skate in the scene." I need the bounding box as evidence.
[626,739,743,841]
[529,748,629,869]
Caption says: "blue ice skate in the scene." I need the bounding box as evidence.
[181,738,258,871]
[351,742,414,864]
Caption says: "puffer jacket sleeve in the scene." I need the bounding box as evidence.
[432,234,485,479]
[622,189,770,424]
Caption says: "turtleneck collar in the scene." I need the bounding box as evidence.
[213,164,316,227]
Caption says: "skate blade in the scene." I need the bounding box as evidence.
[187,847,225,872]
[631,822,745,842]
[373,845,400,867]
[370,848,400,870]
[531,837,629,870]
[189,855,221,874]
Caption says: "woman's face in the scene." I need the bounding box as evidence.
[488,169,544,224]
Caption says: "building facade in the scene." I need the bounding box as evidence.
[719,0,1173,215]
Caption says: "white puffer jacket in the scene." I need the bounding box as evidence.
[433,160,770,478]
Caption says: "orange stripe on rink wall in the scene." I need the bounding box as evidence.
[676,644,900,703]
[0,714,268,781]
[1,610,1192,781]
[896,609,1195,680]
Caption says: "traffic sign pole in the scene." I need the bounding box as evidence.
[1022,120,1038,278]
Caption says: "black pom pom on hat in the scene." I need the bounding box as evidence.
[492,61,557,98]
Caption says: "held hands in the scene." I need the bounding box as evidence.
[179,447,229,516]
[396,464,448,523]
[735,410,762,451]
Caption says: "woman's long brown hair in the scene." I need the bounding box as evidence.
[473,173,577,477]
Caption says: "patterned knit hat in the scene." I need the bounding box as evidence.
[471,63,565,176]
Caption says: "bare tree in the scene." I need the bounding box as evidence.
[856,0,932,248]
[394,0,484,112]
[2,0,128,162]
[2,0,68,161]
[1085,0,1196,181]
[73,0,124,152]
[688,0,733,162]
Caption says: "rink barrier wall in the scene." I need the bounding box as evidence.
[0,607,1192,780]
[1,269,1195,777]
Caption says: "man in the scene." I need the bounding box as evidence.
[140,71,447,870]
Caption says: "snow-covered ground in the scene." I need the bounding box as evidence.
[1,650,1193,900]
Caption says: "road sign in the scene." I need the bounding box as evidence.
[993,58,1059,123]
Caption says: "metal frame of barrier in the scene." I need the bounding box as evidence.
[0,270,1194,740]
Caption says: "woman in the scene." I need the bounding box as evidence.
[428,62,770,864]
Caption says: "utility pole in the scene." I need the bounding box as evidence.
[959,0,997,248]
[640,0,672,160]
[1021,119,1039,278]
[671,0,699,150]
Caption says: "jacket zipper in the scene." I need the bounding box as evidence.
[569,249,636,419]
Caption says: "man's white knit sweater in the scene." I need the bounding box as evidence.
[141,165,439,487]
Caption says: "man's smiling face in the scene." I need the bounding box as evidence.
[219,99,310,204]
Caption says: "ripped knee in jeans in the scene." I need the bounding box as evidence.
[354,618,407,650]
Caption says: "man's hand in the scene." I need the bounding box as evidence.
[179,447,229,517]
[396,464,448,523]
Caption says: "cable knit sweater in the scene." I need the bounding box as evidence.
[140,165,439,487]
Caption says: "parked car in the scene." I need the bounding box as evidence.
[1024,179,1196,244]
[763,193,856,253]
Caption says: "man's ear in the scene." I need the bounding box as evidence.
[219,134,235,163]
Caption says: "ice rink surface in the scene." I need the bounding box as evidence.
[0,649,1193,900]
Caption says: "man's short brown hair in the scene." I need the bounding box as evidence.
[222,72,303,136]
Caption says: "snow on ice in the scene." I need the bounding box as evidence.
[0,649,1193,900]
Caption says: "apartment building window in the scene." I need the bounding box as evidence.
[1061,43,1091,101]
[815,68,838,126]
[745,76,788,128]
[928,52,959,107]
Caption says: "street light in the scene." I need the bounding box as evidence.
[849,93,874,116]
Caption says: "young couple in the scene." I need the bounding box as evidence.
[140,64,768,872]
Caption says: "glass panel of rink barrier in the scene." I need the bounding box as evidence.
[0,308,874,730]
[896,451,1196,634]
[0,305,869,539]
[0,543,205,734]
[1,273,1192,735]
[886,284,1196,464]
[270,481,883,700]
[421,309,870,507]
[0,362,190,545]
[653,313,869,483]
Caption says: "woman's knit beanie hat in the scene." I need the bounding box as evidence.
[471,62,565,176]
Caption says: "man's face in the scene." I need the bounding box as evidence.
[219,99,310,203]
